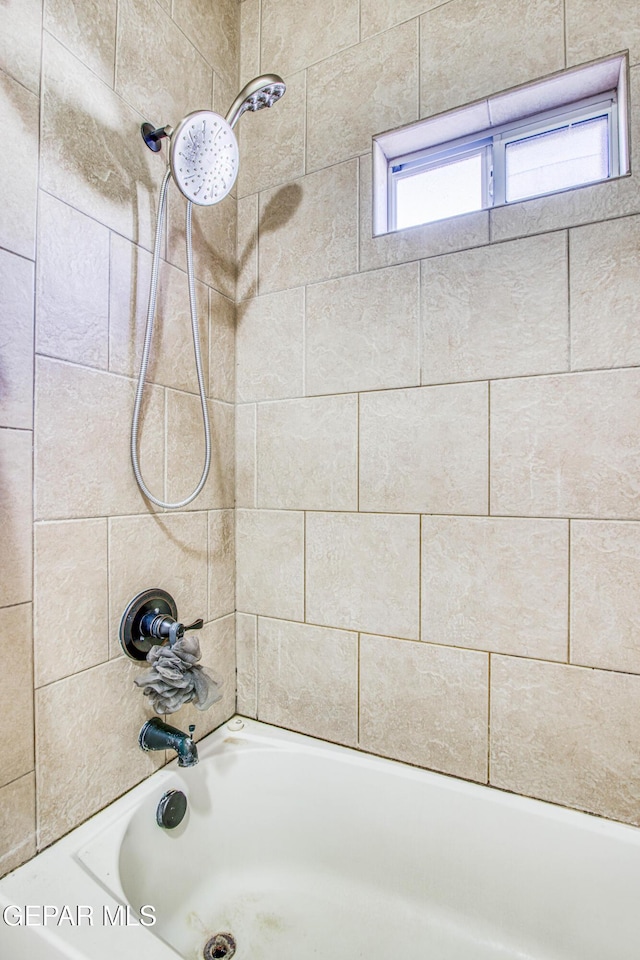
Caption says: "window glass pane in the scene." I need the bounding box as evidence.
[505,115,609,203]
[395,152,484,229]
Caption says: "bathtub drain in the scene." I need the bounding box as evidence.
[203,932,236,959]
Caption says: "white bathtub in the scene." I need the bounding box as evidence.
[2,717,640,959]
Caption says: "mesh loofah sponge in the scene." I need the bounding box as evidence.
[134,634,222,714]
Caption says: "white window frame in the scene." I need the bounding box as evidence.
[373,53,628,236]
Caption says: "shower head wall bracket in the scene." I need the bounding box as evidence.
[141,122,174,152]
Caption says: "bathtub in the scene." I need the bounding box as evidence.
[1,717,640,960]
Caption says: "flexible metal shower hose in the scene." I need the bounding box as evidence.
[130,166,212,509]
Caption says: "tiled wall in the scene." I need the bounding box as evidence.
[3,0,640,885]
[235,0,640,827]
[0,0,238,877]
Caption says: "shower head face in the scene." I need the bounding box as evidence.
[225,74,287,129]
[169,111,239,206]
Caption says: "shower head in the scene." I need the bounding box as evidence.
[225,74,286,129]
[139,72,285,206]
[168,110,239,206]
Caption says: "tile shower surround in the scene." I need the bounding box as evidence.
[235,0,640,834]
[2,0,640,881]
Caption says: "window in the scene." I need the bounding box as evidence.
[373,54,628,235]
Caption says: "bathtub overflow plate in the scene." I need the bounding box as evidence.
[203,932,236,959]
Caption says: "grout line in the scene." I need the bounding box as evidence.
[253,614,260,720]
[356,156,361,273]
[252,403,258,507]
[113,0,120,91]
[303,511,307,622]
[417,13,421,119]
[105,516,111,659]
[163,386,168,503]
[566,228,572,371]
[232,612,640,679]
[356,393,360,511]
[563,0,568,69]
[301,285,307,396]
[487,381,491,516]
[487,652,492,785]
[567,519,572,664]
[303,68,308,177]
[356,631,361,745]
[418,514,422,640]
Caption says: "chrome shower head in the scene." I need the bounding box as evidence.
[225,74,286,129]
[169,110,239,206]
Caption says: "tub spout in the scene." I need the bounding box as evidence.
[139,717,198,767]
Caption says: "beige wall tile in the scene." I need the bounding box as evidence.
[35,358,164,520]
[34,520,109,687]
[360,384,488,515]
[570,216,640,370]
[37,193,110,370]
[422,517,568,658]
[360,635,488,781]
[305,264,421,396]
[167,614,236,739]
[566,0,640,68]
[420,0,564,117]
[172,0,238,77]
[361,0,443,37]
[110,236,210,394]
[491,656,640,826]
[238,71,306,197]
[116,0,212,123]
[166,187,237,300]
[213,68,237,122]
[236,509,304,620]
[307,23,418,172]
[209,288,235,402]
[0,605,34,788]
[236,612,257,717]
[40,34,161,247]
[36,658,164,848]
[0,0,42,94]
[108,234,152,378]
[258,618,358,745]
[165,393,234,510]
[0,428,32,607]
[258,163,358,293]
[239,0,260,86]
[108,511,208,658]
[208,510,235,622]
[236,288,304,401]
[571,521,640,673]
[359,155,490,272]
[45,0,117,85]
[0,774,36,878]
[0,249,34,430]
[0,71,38,260]
[237,193,258,302]
[306,512,420,639]
[422,233,569,384]
[235,403,256,507]
[491,369,640,518]
[257,395,358,510]
[261,0,359,76]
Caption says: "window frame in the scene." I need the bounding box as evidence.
[387,92,619,232]
[372,52,628,237]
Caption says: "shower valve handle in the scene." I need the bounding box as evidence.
[167,618,204,647]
